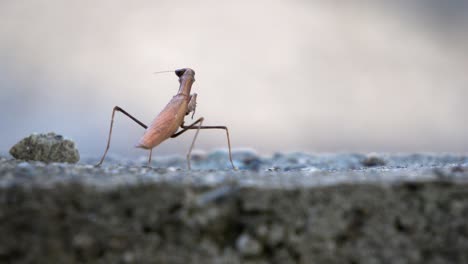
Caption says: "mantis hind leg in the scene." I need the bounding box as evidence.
[171,118,236,170]
[96,106,148,167]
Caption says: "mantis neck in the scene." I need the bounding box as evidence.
[177,76,195,97]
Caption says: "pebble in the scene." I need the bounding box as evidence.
[9,132,79,163]
[362,155,386,167]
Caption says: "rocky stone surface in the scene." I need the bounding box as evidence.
[9,132,79,163]
[0,153,468,263]
[82,150,468,172]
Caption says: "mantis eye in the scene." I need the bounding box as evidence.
[175,69,186,77]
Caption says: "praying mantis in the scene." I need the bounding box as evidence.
[95,68,236,170]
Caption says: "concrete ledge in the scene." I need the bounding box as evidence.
[1,157,468,263]
[0,153,468,264]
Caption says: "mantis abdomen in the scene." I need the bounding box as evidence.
[136,95,189,149]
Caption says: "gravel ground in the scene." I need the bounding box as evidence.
[1,152,468,263]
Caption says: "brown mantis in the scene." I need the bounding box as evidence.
[95,68,236,170]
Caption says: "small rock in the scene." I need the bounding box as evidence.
[10,132,80,163]
[232,149,262,170]
[362,155,386,167]
[201,149,260,170]
[236,233,262,257]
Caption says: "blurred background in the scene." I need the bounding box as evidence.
[1,0,467,159]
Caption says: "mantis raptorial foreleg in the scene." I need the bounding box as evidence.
[186,93,197,119]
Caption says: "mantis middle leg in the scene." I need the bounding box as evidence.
[171,118,236,170]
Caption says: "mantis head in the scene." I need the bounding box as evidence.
[154,68,195,78]
[154,68,195,85]
[175,68,195,85]
[175,68,195,78]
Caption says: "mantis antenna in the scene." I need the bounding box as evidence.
[153,70,174,74]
